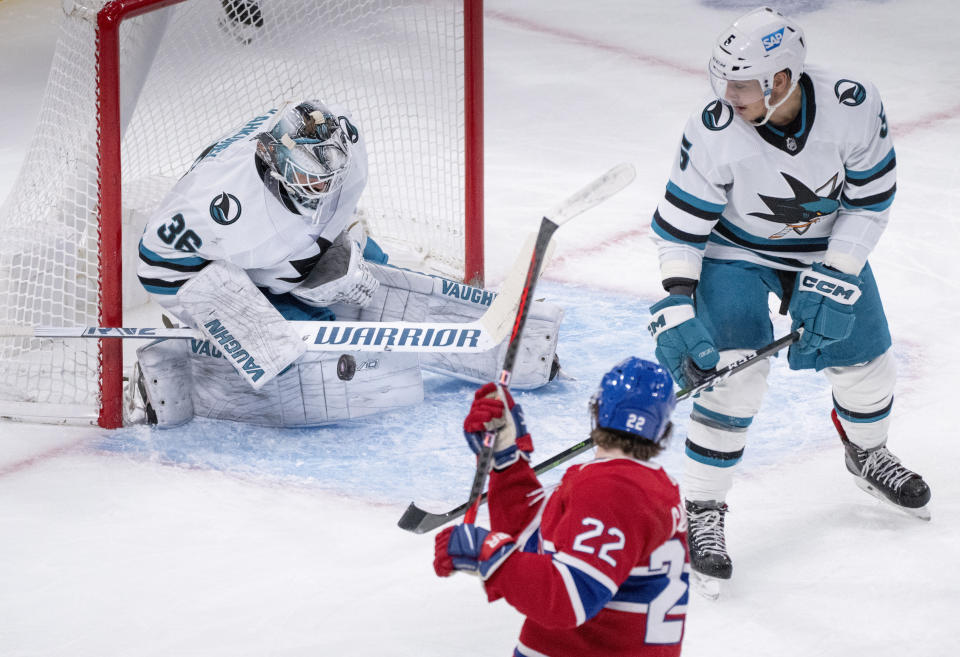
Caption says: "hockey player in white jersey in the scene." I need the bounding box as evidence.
[646,7,931,589]
[133,99,562,427]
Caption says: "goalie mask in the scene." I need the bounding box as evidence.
[590,357,676,445]
[256,99,358,214]
[708,6,806,126]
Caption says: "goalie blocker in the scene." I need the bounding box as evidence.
[134,262,563,427]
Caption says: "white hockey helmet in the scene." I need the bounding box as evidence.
[256,99,358,212]
[708,7,806,124]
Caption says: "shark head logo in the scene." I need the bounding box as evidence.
[748,172,841,238]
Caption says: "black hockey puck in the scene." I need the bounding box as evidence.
[337,354,356,381]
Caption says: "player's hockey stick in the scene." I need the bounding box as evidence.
[397,329,800,533]
[398,162,637,531]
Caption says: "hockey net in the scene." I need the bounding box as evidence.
[0,0,483,426]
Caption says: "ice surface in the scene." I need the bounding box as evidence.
[1,1,958,655]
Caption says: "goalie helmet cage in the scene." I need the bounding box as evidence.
[0,0,484,428]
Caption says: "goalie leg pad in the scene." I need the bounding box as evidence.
[683,349,770,501]
[421,300,563,390]
[177,260,307,390]
[334,264,563,389]
[136,339,195,427]
[823,348,896,450]
[188,347,424,427]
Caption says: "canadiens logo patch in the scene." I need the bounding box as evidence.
[702,100,734,131]
[210,192,242,225]
[834,79,867,106]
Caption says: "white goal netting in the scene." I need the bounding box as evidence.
[0,0,476,424]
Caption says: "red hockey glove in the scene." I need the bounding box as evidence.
[462,382,533,470]
[433,524,516,580]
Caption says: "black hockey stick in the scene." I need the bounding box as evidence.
[397,329,800,533]
[398,163,637,532]
[461,217,556,525]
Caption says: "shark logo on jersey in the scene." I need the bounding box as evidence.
[702,100,734,131]
[210,192,242,225]
[749,172,841,238]
[834,79,867,107]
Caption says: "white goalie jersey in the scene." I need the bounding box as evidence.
[653,66,896,281]
[137,107,368,321]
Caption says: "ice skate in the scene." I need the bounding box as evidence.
[841,438,931,520]
[685,500,732,599]
[832,410,931,520]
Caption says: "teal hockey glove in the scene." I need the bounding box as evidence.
[789,263,862,354]
[648,294,718,389]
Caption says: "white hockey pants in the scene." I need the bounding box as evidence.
[683,348,896,503]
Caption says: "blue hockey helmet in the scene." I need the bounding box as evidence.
[256,99,358,211]
[592,357,676,444]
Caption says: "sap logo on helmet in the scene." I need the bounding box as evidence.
[834,79,867,107]
[761,27,785,51]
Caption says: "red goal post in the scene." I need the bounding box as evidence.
[0,0,484,428]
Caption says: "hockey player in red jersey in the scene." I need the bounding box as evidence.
[433,358,689,657]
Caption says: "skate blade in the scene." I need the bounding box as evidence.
[854,478,931,521]
[691,572,722,600]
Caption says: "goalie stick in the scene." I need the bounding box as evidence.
[397,329,800,533]
[3,319,508,354]
[398,162,638,530]
[0,241,565,355]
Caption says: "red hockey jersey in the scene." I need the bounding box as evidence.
[484,456,689,657]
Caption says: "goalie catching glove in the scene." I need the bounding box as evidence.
[789,262,862,354]
[290,231,378,307]
[463,383,533,471]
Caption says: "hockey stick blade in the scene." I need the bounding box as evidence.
[477,163,636,342]
[463,165,636,525]
[397,331,800,533]
[545,163,636,226]
[401,164,637,532]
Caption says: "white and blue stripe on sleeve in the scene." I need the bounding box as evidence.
[652,181,725,250]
